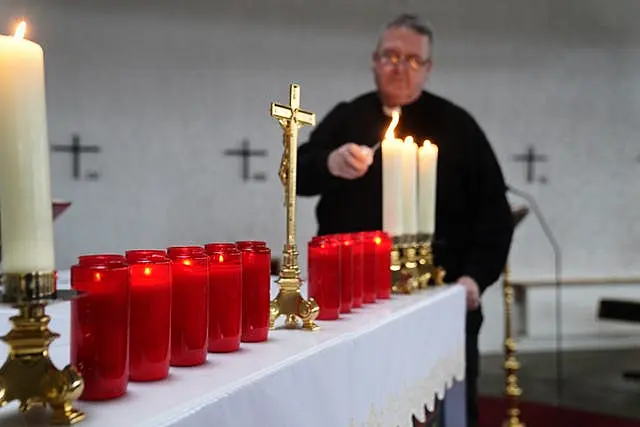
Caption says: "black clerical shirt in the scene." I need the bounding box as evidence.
[296,91,514,294]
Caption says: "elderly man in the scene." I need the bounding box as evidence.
[296,13,514,426]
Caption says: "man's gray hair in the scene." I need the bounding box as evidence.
[385,14,434,44]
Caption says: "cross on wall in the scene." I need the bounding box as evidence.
[512,146,548,184]
[51,133,101,180]
[223,139,267,182]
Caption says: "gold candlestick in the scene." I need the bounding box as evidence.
[0,272,85,424]
[268,83,320,331]
[390,235,419,294]
[416,234,445,288]
[503,264,525,427]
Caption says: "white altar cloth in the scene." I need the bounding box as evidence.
[0,272,465,427]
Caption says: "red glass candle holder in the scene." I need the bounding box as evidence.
[167,248,208,367]
[78,254,126,266]
[360,232,378,304]
[308,237,341,320]
[207,247,242,352]
[240,245,271,342]
[374,232,393,299]
[330,234,354,313]
[128,254,172,381]
[351,233,364,308]
[167,245,206,257]
[71,256,129,400]
[205,242,236,254]
[236,241,267,250]
[126,249,167,261]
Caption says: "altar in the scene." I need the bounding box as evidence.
[0,272,466,427]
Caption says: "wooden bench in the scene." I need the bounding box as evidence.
[506,277,640,351]
[598,298,640,381]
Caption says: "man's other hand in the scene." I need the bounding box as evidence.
[458,275,480,310]
[327,143,374,179]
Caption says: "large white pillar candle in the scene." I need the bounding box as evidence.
[381,110,404,237]
[417,140,438,236]
[401,136,418,236]
[0,22,55,273]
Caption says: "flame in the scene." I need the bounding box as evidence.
[183,259,192,266]
[384,110,400,140]
[374,236,382,245]
[94,272,102,282]
[14,21,26,40]
[218,254,224,263]
[143,267,152,276]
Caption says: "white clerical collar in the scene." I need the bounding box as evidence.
[382,105,401,117]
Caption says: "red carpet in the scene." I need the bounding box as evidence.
[478,396,640,427]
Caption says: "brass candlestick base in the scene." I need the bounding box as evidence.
[391,236,419,294]
[502,264,525,427]
[0,272,85,425]
[416,235,446,289]
[268,83,320,331]
[270,247,319,331]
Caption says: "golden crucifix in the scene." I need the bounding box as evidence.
[268,83,319,331]
[271,84,316,204]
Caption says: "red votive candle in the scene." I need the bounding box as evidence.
[308,237,341,320]
[167,247,208,367]
[236,240,267,250]
[351,233,364,308]
[205,242,236,254]
[126,249,167,260]
[332,234,354,313]
[207,246,242,352]
[240,245,271,342]
[71,256,129,401]
[127,253,172,381]
[78,254,126,266]
[360,232,378,304]
[375,232,393,299]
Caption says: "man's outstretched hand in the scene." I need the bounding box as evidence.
[327,143,374,179]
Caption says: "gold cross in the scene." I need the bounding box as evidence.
[270,84,316,187]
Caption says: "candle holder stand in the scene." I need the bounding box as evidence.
[502,264,525,427]
[391,236,419,294]
[0,272,85,425]
[268,83,320,331]
[416,234,446,289]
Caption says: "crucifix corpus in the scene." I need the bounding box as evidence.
[268,83,320,331]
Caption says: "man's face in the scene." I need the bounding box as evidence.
[372,27,432,107]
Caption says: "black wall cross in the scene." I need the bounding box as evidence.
[52,133,101,180]
[224,139,267,182]
[513,145,548,183]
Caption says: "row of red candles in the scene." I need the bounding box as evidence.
[70,241,271,401]
[70,230,393,402]
[308,230,393,320]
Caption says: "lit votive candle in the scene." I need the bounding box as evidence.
[126,251,172,381]
[167,246,208,367]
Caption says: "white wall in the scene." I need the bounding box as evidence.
[1,0,639,353]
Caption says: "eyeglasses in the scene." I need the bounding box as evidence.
[375,51,430,71]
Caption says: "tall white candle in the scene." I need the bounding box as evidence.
[401,136,418,236]
[381,110,404,237]
[417,140,438,236]
[0,22,55,273]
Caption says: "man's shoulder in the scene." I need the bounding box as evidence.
[327,91,379,112]
[421,91,476,124]
[319,92,379,122]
